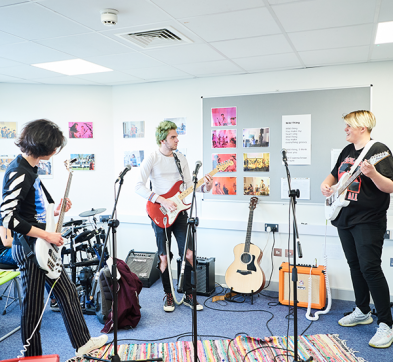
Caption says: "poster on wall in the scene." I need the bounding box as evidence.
[69,122,93,139]
[123,121,145,138]
[70,154,95,170]
[212,153,236,172]
[164,117,187,135]
[0,155,16,171]
[212,177,236,195]
[243,127,269,147]
[124,150,144,167]
[243,153,270,172]
[211,107,237,126]
[212,129,237,148]
[244,176,270,196]
[37,158,53,178]
[0,122,17,139]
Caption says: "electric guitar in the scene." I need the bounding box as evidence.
[325,151,390,220]
[35,159,74,279]
[225,197,265,294]
[147,160,233,228]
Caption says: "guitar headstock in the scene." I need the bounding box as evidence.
[64,158,77,172]
[369,151,390,166]
[216,159,234,172]
[249,197,258,210]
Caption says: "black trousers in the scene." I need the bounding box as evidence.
[338,222,392,327]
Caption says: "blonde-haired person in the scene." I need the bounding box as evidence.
[321,110,393,348]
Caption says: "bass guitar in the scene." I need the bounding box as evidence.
[325,151,390,220]
[35,159,74,279]
[147,160,233,228]
[225,197,265,294]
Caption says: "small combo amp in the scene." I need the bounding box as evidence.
[279,262,326,310]
[2,355,60,362]
[176,257,216,296]
[125,250,160,288]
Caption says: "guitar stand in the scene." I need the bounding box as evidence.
[227,288,257,305]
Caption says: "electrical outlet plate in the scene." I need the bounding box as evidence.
[265,223,279,232]
[274,248,282,257]
[285,249,293,257]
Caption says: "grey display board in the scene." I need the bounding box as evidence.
[202,87,371,203]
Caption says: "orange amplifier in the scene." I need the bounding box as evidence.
[279,262,326,310]
[2,355,59,362]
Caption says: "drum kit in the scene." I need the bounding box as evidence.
[60,207,109,314]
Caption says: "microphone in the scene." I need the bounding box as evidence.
[115,165,131,183]
[281,149,288,162]
[192,161,202,180]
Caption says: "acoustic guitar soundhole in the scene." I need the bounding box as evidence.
[240,253,251,264]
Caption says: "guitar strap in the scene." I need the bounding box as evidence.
[348,140,376,175]
[172,152,185,190]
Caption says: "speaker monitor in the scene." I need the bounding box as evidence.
[176,257,215,296]
[125,250,159,288]
[279,262,326,310]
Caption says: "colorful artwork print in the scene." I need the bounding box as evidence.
[123,121,145,138]
[0,122,17,139]
[212,177,236,195]
[0,155,16,172]
[212,153,237,172]
[243,153,270,172]
[69,122,93,139]
[212,129,237,149]
[243,127,269,147]
[124,150,144,168]
[37,158,53,178]
[211,107,237,126]
[244,177,270,196]
[164,118,187,135]
[70,154,95,170]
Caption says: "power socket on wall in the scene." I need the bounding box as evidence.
[285,249,293,257]
[274,248,282,257]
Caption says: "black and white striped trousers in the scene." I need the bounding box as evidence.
[12,242,91,356]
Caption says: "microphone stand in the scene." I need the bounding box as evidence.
[178,171,199,362]
[282,156,313,362]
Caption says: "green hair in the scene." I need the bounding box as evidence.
[155,121,177,146]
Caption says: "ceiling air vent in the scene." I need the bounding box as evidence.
[116,26,193,49]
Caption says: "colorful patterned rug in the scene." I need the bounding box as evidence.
[81,334,365,362]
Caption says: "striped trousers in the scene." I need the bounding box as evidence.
[12,242,91,356]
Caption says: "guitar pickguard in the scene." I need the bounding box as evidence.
[236,254,256,275]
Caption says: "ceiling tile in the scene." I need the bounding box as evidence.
[74,70,142,84]
[211,34,293,58]
[371,43,393,61]
[151,0,265,18]
[175,60,244,76]
[122,65,192,80]
[0,30,24,45]
[0,2,89,40]
[33,76,101,85]
[0,57,23,68]
[0,64,63,79]
[0,74,38,82]
[289,24,374,52]
[378,0,393,22]
[0,0,29,6]
[232,53,302,71]
[272,0,377,32]
[299,46,370,66]
[35,33,132,58]
[143,43,225,65]
[181,8,281,42]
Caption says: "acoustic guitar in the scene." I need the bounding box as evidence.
[225,197,265,294]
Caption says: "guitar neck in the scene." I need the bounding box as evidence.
[244,209,255,253]
[178,168,220,200]
[56,172,73,232]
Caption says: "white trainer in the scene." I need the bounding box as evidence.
[76,335,108,357]
[338,307,373,327]
[369,323,393,348]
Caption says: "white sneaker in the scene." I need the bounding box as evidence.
[369,323,393,348]
[338,307,373,327]
[76,335,108,357]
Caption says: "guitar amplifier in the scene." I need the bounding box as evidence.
[125,250,160,288]
[177,257,216,296]
[2,356,59,362]
[279,262,326,310]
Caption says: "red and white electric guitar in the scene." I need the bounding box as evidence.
[325,151,390,221]
[147,160,233,228]
[35,159,74,279]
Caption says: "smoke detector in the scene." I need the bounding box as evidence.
[101,9,118,26]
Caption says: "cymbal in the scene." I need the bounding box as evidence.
[79,208,106,217]
[63,219,87,227]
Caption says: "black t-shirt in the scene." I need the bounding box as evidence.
[331,142,393,228]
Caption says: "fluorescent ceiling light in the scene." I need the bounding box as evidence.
[32,59,113,75]
[375,21,393,44]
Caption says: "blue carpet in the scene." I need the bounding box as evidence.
[0,278,392,361]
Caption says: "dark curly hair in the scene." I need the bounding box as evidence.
[15,119,67,158]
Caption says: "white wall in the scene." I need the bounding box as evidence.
[2,61,393,301]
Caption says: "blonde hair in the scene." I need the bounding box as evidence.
[344,110,376,132]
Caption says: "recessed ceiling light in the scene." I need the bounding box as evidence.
[32,59,113,75]
[375,21,393,44]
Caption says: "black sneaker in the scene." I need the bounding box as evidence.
[50,299,60,312]
[183,293,203,311]
[163,293,175,312]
